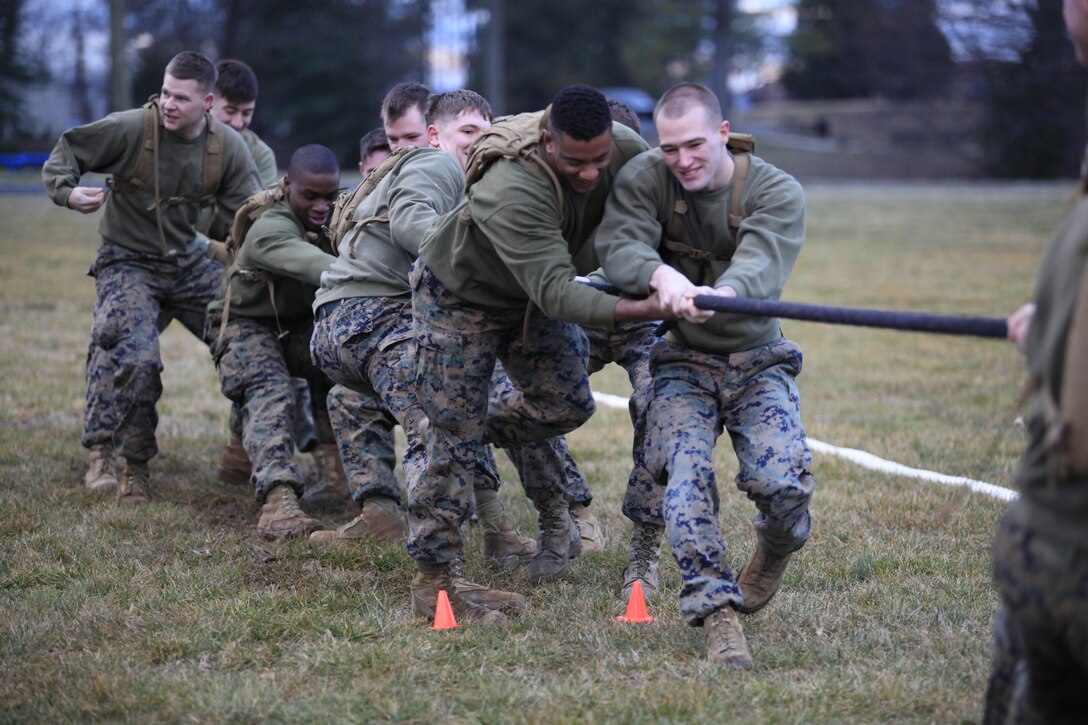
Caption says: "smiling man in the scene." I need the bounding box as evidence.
[206,144,342,539]
[594,82,813,669]
[42,50,260,502]
[407,84,681,622]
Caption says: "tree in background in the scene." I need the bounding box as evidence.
[120,0,426,167]
[467,0,755,115]
[1,0,44,148]
[784,0,953,100]
[972,0,1087,177]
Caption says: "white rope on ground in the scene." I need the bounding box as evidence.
[591,390,1018,502]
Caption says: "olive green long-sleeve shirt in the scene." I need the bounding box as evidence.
[209,202,336,323]
[1016,194,1088,548]
[42,107,260,257]
[595,148,805,354]
[417,121,649,329]
[315,147,464,308]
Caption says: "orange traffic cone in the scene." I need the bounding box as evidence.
[432,589,459,630]
[616,580,654,623]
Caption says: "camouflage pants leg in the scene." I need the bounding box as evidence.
[311,297,425,500]
[494,363,574,508]
[90,245,221,463]
[216,318,303,502]
[82,306,171,449]
[584,321,660,522]
[992,502,1088,723]
[411,265,594,565]
[647,337,815,626]
[326,383,400,503]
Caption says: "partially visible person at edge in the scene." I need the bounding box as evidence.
[205,144,342,539]
[983,0,1088,720]
[595,82,814,668]
[359,127,391,177]
[42,50,260,502]
[204,59,349,513]
[408,84,689,623]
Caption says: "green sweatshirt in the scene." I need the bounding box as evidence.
[42,107,260,257]
[417,121,649,329]
[241,128,279,188]
[1016,193,1088,548]
[208,202,336,323]
[315,147,464,308]
[595,148,805,354]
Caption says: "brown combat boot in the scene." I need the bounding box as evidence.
[705,605,754,669]
[621,520,664,601]
[570,502,605,553]
[308,495,408,543]
[410,562,507,624]
[216,433,251,485]
[527,497,580,584]
[301,443,353,512]
[736,543,792,614]
[476,488,536,569]
[116,460,150,504]
[449,559,527,613]
[85,444,118,491]
[257,484,323,539]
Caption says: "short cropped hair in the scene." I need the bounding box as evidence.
[359,128,390,163]
[426,89,493,126]
[548,84,611,142]
[381,82,431,125]
[165,51,217,94]
[215,59,259,104]
[288,144,340,178]
[654,83,723,126]
[607,98,641,135]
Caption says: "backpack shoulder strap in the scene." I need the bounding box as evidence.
[324,146,415,257]
[203,114,225,198]
[107,97,159,195]
[729,150,750,231]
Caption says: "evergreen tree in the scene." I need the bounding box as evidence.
[784,0,953,100]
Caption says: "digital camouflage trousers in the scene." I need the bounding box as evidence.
[88,243,222,463]
[646,336,815,625]
[214,315,333,503]
[410,265,594,565]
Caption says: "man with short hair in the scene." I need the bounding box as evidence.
[358,128,391,176]
[381,83,429,151]
[410,84,681,620]
[43,50,261,502]
[203,59,347,508]
[310,92,536,583]
[207,144,342,538]
[211,59,278,187]
[595,82,814,668]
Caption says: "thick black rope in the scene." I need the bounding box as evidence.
[581,281,1007,339]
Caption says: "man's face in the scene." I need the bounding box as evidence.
[211,96,256,132]
[656,105,730,193]
[543,129,613,194]
[360,148,391,176]
[384,106,427,151]
[286,170,341,232]
[429,109,491,170]
[160,73,212,140]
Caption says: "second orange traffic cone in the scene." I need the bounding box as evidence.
[616,580,654,623]
[432,589,459,630]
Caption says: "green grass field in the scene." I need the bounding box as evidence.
[0,179,1065,723]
